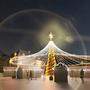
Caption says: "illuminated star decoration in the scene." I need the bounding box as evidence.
[49,32,54,41]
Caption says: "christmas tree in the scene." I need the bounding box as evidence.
[45,48,56,76]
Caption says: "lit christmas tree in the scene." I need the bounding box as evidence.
[45,48,56,76]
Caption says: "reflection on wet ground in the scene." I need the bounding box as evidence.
[0,77,90,90]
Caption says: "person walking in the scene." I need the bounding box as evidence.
[29,70,33,80]
[26,71,29,80]
[80,69,84,83]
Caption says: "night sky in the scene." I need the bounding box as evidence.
[0,0,90,55]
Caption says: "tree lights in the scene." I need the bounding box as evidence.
[45,48,56,76]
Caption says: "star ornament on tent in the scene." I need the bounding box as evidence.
[49,32,54,41]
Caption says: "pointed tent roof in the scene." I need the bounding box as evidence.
[26,41,67,57]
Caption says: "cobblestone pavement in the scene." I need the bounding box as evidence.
[0,77,90,90]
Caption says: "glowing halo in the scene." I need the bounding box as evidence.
[0,9,87,55]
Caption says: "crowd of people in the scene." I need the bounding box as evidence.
[15,67,33,80]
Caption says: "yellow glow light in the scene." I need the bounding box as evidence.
[9,58,12,64]
[14,52,17,56]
